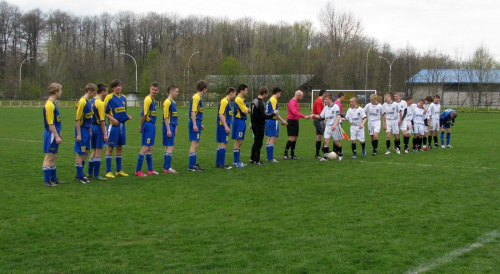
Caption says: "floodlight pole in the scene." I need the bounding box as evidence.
[365,44,374,90]
[187,50,200,99]
[19,57,33,91]
[379,56,401,93]
[120,53,138,93]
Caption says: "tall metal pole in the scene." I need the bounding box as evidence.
[19,57,33,91]
[120,53,138,93]
[379,56,401,93]
[187,50,200,91]
[365,44,374,90]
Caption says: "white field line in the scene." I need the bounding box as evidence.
[407,230,499,274]
[358,160,497,170]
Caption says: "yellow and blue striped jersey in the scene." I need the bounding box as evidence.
[190,93,203,121]
[141,95,157,124]
[163,98,178,126]
[217,97,233,126]
[43,100,61,131]
[104,93,129,123]
[75,97,93,128]
[233,96,248,120]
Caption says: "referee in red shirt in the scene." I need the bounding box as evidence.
[283,90,311,160]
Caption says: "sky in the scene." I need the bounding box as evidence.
[14,0,500,59]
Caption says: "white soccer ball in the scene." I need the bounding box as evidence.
[327,152,337,160]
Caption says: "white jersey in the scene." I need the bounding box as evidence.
[364,103,383,122]
[413,106,426,125]
[345,106,366,127]
[383,102,400,120]
[396,100,407,114]
[404,103,416,122]
[319,103,340,126]
[428,103,441,120]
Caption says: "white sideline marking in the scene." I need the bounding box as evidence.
[358,160,497,170]
[407,230,499,274]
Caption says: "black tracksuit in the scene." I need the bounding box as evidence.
[250,97,275,163]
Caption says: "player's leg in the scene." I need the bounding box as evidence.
[163,125,177,173]
[446,127,452,147]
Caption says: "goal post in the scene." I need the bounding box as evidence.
[311,89,377,110]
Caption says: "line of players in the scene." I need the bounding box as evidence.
[311,90,458,163]
[41,81,458,186]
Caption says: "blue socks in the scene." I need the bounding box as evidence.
[164,152,172,170]
[189,152,197,168]
[136,154,144,172]
[233,149,240,163]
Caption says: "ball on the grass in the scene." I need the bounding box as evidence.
[327,152,337,160]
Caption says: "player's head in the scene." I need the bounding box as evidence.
[85,83,97,99]
[425,95,433,103]
[294,89,304,101]
[384,93,393,103]
[433,94,441,103]
[337,92,344,100]
[370,94,378,104]
[418,99,425,108]
[350,97,358,107]
[196,80,208,93]
[451,112,457,119]
[394,93,402,101]
[236,84,248,96]
[149,81,159,97]
[259,86,269,97]
[324,93,333,104]
[97,83,108,96]
[319,89,326,97]
[272,87,282,98]
[48,83,62,98]
[167,85,178,98]
[110,79,122,93]
[405,96,413,105]
[225,87,236,99]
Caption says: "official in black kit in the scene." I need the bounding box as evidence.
[250,87,276,164]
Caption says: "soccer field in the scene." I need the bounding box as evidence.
[0,107,499,272]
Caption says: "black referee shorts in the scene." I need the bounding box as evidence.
[287,119,299,137]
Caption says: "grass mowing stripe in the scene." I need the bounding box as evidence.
[407,230,500,274]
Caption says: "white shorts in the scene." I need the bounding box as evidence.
[401,120,412,133]
[324,125,343,141]
[368,120,381,135]
[386,119,400,134]
[429,119,439,131]
[350,125,365,142]
[414,124,425,135]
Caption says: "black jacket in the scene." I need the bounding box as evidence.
[250,97,275,126]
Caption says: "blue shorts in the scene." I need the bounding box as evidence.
[188,120,202,142]
[265,119,280,137]
[231,119,246,140]
[43,130,59,154]
[141,122,156,147]
[163,124,176,147]
[440,118,451,129]
[107,123,126,147]
[91,124,105,149]
[74,127,91,155]
[216,124,230,144]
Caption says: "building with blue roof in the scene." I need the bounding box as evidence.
[406,69,500,107]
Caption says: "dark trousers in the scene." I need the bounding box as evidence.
[251,123,265,162]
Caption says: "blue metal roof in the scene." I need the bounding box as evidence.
[406,69,500,84]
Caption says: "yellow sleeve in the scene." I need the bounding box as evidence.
[75,98,85,121]
[104,94,112,115]
[163,99,171,119]
[235,97,248,112]
[97,99,105,122]
[271,97,278,111]
[219,98,228,115]
[191,94,200,113]
[45,101,55,125]
[143,96,152,117]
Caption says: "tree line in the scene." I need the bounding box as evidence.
[1,1,498,102]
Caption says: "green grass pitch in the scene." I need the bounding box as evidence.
[0,106,499,272]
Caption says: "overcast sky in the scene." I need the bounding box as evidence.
[14,0,500,59]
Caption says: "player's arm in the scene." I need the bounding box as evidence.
[139,97,151,133]
[45,104,62,144]
[332,113,341,130]
[360,117,367,129]
[219,100,230,133]
[97,102,108,142]
[75,100,84,142]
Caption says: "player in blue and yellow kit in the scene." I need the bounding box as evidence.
[188,80,208,171]
[215,87,236,169]
[440,109,457,148]
[162,85,179,174]
[42,83,63,187]
[104,79,132,178]
[265,87,288,163]
[135,82,159,177]
[75,83,97,184]
[87,83,109,181]
[231,84,250,168]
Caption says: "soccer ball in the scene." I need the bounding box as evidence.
[327,152,337,160]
